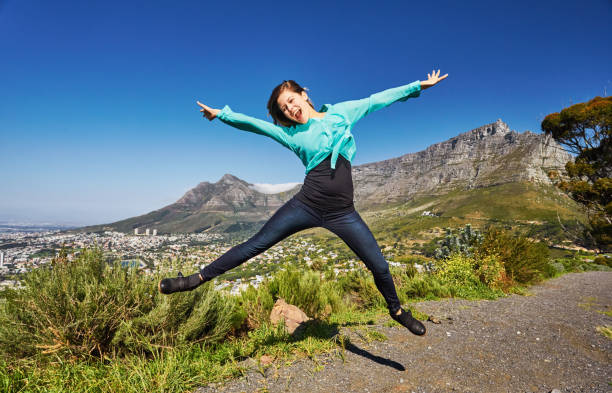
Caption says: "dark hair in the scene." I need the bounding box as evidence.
[267,80,315,127]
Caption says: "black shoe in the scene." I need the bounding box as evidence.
[158,272,205,294]
[391,307,426,336]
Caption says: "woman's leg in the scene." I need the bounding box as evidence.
[200,197,321,280]
[323,209,426,335]
[160,197,321,294]
[322,209,402,315]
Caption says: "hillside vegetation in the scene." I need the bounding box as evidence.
[1,226,609,393]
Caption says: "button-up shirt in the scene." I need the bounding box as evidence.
[215,80,421,175]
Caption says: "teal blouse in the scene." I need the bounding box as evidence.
[216,80,422,175]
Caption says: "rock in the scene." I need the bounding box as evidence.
[259,354,274,366]
[550,389,561,393]
[428,316,442,324]
[269,298,311,334]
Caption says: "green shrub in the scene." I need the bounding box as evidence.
[434,252,480,287]
[550,262,565,274]
[267,266,343,318]
[112,281,243,354]
[594,255,612,267]
[404,263,418,279]
[582,263,612,271]
[0,247,242,360]
[419,240,440,258]
[432,252,509,294]
[475,253,507,289]
[476,227,550,284]
[403,274,454,299]
[0,248,155,359]
[556,257,583,272]
[336,269,386,310]
[236,284,274,330]
[542,262,562,278]
[434,224,483,259]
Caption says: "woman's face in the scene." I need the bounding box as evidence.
[277,90,310,124]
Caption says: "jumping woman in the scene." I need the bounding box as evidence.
[159,70,449,336]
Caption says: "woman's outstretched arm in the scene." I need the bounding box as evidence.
[333,69,448,125]
[197,101,293,151]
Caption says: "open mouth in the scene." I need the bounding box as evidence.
[293,108,301,119]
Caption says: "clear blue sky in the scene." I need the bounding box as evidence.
[1,0,610,226]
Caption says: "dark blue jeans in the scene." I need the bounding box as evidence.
[200,196,401,315]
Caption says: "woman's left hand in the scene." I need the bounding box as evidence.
[420,69,448,90]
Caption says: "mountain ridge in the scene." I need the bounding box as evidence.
[75,119,575,234]
[352,118,571,207]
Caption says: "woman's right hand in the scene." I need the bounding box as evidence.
[420,69,448,90]
[197,101,220,121]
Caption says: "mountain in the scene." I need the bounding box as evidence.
[352,119,571,208]
[76,174,300,234]
[75,119,579,235]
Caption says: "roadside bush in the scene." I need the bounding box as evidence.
[236,284,274,330]
[434,252,480,287]
[550,261,565,274]
[403,274,454,299]
[112,280,243,354]
[390,251,506,301]
[236,266,345,330]
[0,247,242,360]
[267,266,343,319]
[0,247,155,359]
[594,255,612,267]
[476,227,550,284]
[542,262,561,278]
[431,252,508,296]
[403,263,418,279]
[336,269,386,310]
[475,253,507,289]
[582,263,612,271]
[555,257,584,272]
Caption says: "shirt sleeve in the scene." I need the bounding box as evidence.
[332,80,421,125]
[216,105,293,151]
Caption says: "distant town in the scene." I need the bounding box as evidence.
[0,227,405,295]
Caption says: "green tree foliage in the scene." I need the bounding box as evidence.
[542,96,612,251]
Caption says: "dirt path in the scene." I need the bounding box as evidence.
[196,272,612,393]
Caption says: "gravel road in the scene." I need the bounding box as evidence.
[196,271,612,393]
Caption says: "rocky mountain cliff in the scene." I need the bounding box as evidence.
[352,119,572,207]
[77,119,573,234]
